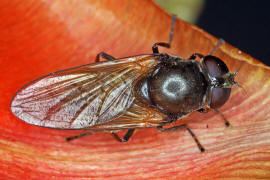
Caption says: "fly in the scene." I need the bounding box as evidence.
[10,15,239,152]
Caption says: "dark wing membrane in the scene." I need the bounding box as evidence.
[11,55,159,129]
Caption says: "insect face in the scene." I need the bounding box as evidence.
[202,55,237,109]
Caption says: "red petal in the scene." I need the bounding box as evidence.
[1,0,270,179]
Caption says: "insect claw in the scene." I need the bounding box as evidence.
[200,147,205,153]
[111,129,135,142]
[66,137,72,142]
[225,121,230,127]
[214,109,231,127]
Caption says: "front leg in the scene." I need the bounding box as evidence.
[157,125,205,152]
[189,53,204,60]
[209,39,225,55]
[198,108,230,127]
[214,108,230,127]
[197,108,209,113]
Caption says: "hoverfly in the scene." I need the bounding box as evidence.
[10,15,239,152]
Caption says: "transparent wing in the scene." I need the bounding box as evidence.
[88,99,167,131]
[11,55,159,129]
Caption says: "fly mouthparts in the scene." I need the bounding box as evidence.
[232,66,247,95]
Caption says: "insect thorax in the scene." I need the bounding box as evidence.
[134,55,208,117]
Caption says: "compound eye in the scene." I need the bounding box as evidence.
[210,88,231,108]
[203,55,229,77]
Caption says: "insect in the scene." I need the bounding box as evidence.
[10,15,239,152]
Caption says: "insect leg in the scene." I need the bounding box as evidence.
[197,108,208,113]
[152,42,171,54]
[152,14,177,53]
[214,109,230,127]
[111,129,135,142]
[209,39,225,55]
[157,125,205,152]
[189,53,204,60]
[96,52,116,62]
[66,132,93,141]
[198,108,230,127]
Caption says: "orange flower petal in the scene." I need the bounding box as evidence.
[1,0,270,179]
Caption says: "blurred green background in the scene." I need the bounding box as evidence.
[155,0,205,23]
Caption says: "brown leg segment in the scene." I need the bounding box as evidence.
[214,108,230,127]
[95,52,116,62]
[152,14,177,54]
[66,132,93,141]
[111,129,135,142]
[157,125,205,152]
